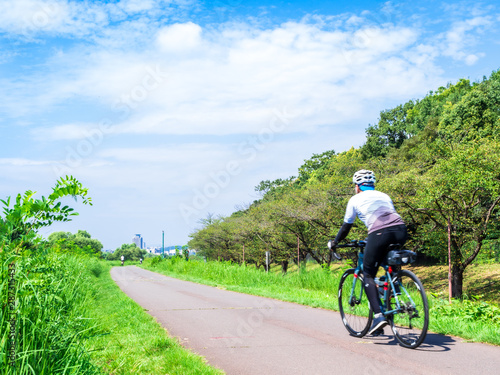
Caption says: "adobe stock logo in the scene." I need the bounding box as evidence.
[340,8,396,64]
[20,2,60,37]
[178,107,298,223]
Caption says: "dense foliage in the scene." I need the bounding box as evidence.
[106,243,147,261]
[48,230,103,257]
[189,70,500,298]
[0,177,99,374]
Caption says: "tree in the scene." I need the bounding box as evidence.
[241,201,297,272]
[182,245,189,260]
[108,243,146,261]
[388,143,500,298]
[438,73,500,145]
[361,102,415,158]
[47,230,103,257]
[254,177,297,201]
[296,149,336,185]
[361,78,474,160]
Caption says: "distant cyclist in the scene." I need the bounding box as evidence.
[332,170,408,335]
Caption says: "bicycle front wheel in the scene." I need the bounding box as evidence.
[338,268,373,337]
[390,269,429,349]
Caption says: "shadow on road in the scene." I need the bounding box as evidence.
[417,333,457,351]
[370,332,456,352]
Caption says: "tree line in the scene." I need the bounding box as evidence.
[188,69,500,298]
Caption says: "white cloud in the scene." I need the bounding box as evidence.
[53,22,432,137]
[120,0,156,13]
[0,0,69,34]
[441,16,492,63]
[464,54,480,65]
[31,123,109,141]
[0,158,55,166]
[6,6,495,140]
[5,18,441,138]
[98,144,231,166]
[156,22,203,52]
[0,0,114,38]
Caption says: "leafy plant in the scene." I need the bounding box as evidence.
[1,176,93,374]
[0,175,92,253]
[432,297,500,325]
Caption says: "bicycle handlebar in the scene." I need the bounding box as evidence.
[336,240,366,248]
[328,239,366,249]
[327,239,366,260]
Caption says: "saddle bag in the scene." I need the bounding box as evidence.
[386,249,416,265]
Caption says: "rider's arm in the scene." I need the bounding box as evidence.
[334,222,353,244]
[334,196,357,244]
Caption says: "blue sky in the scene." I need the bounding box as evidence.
[1,0,499,250]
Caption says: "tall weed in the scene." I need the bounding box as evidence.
[0,248,101,375]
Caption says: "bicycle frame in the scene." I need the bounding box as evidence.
[378,264,419,318]
[348,248,415,319]
[349,252,365,304]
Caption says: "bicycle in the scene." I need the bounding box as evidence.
[329,239,429,349]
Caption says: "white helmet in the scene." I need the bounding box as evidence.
[352,169,376,185]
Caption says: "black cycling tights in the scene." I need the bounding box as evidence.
[363,225,408,314]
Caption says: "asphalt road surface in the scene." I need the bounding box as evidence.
[111,266,500,375]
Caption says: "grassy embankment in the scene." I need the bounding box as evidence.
[0,252,223,375]
[142,256,500,346]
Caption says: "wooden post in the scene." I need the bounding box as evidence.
[297,235,300,270]
[265,249,270,273]
[448,217,452,303]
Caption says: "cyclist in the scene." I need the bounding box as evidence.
[332,170,407,335]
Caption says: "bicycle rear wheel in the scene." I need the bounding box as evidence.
[390,269,429,349]
[338,268,373,337]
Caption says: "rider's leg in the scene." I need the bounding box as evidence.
[363,237,387,314]
[364,225,408,334]
[364,224,408,312]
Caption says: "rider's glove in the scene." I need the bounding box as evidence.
[329,239,341,260]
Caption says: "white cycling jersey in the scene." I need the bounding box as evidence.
[344,189,404,234]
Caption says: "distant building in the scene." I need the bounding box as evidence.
[144,246,196,257]
[146,247,161,254]
[132,234,144,249]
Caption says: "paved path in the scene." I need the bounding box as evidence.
[111,266,500,375]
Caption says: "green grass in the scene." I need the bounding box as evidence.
[1,251,224,375]
[143,256,500,346]
[83,260,224,375]
[1,251,100,375]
